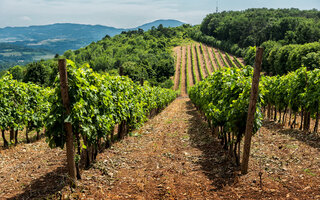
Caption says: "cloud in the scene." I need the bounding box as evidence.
[20,16,32,21]
[0,0,318,28]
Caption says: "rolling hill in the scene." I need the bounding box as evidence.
[0,19,184,69]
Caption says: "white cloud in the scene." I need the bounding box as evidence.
[20,16,32,21]
[0,0,318,28]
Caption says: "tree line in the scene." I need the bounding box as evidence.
[192,8,320,75]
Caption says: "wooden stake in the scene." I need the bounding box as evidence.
[241,47,264,175]
[58,59,77,186]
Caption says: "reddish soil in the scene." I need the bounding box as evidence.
[191,45,201,82]
[238,57,246,66]
[233,56,246,67]
[202,44,215,74]
[265,108,319,134]
[1,44,318,200]
[207,47,220,70]
[1,98,319,199]
[195,44,208,78]
[187,45,194,88]
[173,46,181,90]
[229,54,243,67]
[0,139,66,199]
[180,46,187,96]
[218,49,231,68]
[212,48,226,68]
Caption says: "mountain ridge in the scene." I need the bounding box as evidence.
[0,19,185,70]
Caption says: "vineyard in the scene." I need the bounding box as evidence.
[173,43,245,96]
[0,34,319,199]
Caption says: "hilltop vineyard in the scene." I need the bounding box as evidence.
[173,43,245,96]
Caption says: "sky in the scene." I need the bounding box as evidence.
[0,0,319,28]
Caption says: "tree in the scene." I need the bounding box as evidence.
[8,65,24,81]
[23,62,51,85]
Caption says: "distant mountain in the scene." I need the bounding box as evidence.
[0,23,126,53]
[0,19,184,69]
[136,19,185,31]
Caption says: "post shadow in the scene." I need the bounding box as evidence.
[185,100,239,190]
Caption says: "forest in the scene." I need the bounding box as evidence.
[2,24,193,88]
[192,8,320,75]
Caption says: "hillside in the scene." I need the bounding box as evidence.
[0,19,184,69]
[0,11,320,198]
[1,85,319,199]
[4,24,194,88]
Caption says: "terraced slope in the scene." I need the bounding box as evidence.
[173,43,245,95]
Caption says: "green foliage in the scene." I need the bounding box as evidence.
[46,60,177,148]
[23,62,52,85]
[233,56,245,68]
[260,41,282,74]
[189,66,264,143]
[243,46,256,66]
[205,45,215,71]
[190,45,198,83]
[262,67,320,117]
[0,73,50,133]
[225,52,237,68]
[8,65,25,81]
[212,48,222,69]
[190,27,245,57]
[288,42,320,71]
[201,8,320,48]
[199,43,211,74]
[254,41,320,75]
[197,8,320,75]
[194,45,205,80]
[62,25,190,87]
[217,50,229,68]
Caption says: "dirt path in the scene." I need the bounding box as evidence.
[195,44,208,78]
[187,45,194,88]
[202,44,215,74]
[0,97,319,199]
[180,46,187,96]
[173,47,181,90]
[191,45,201,82]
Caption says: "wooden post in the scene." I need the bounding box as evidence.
[58,59,77,186]
[140,78,144,86]
[241,47,264,175]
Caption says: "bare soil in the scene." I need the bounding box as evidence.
[201,44,215,74]
[180,46,187,96]
[195,44,208,78]
[0,98,319,199]
[191,45,201,83]
[218,49,231,68]
[173,46,181,90]
[236,57,246,66]
[186,45,194,88]
[212,48,226,68]
[207,47,220,70]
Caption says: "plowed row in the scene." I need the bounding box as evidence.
[173,43,245,96]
